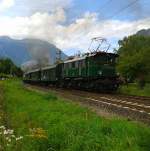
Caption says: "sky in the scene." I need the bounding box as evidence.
[0,0,150,55]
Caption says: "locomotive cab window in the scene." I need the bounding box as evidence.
[94,55,116,65]
[107,56,115,64]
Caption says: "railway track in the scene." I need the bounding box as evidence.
[54,88,150,112]
[55,89,150,120]
[25,84,150,124]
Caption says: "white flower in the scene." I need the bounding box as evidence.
[3,129,14,135]
[16,136,23,141]
[4,130,8,135]
[11,135,16,138]
[7,129,14,135]
[0,126,5,129]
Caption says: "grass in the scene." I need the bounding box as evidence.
[118,83,150,97]
[0,79,150,151]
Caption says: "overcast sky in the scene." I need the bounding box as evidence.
[0,0,150,55]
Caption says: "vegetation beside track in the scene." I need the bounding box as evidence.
[116,35,150,88]
[119,83,150,97]
[0,80,150,151]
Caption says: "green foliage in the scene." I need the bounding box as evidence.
[117,35,150,87]
[1,80,150,151]
[118,83,150,97]
[0,58,22,77]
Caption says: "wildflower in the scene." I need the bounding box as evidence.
[3,129,14,135]
[11,134,16,138]
[7,129,14,135]
[0,125,5,129]
[4,130,9,135]
[16,136,23,141]
[6,137,10,140]
[28,128,48,139]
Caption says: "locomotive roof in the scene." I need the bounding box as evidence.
[93,51,119,57]
[64,51,118,63]
[25,68,40,74]
[64,56,86,63]
[25,64,56,74]
[41,64,57,70]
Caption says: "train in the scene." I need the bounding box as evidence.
[23,38,120,92]
[23,52,120,92]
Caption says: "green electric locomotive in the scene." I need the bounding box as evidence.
[62,51,119,91]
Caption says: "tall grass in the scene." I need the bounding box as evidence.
[119,83,150,97]
[0,80,150,151]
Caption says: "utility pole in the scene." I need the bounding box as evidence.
[56,50,62,64]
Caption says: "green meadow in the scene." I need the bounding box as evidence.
[0,79,150,151]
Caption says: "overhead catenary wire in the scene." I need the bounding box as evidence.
[99,0,113,11]
[88,0,140,52]
[98,0,114,19]
[108,0,139,19]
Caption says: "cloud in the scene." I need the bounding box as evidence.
[0,9,149,53]
[14,0,73,14]
[26,0,72,10]
[0,0,15,12]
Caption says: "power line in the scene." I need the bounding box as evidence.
[108,0,139,19]
[98,0,114,19]
[99,0,113,10]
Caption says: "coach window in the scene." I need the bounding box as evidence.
[65,63,69,69]
[68,63,71,68]
[75,61,78,68]
[72,62,75,68]
[81,60,83,67]
[64,64,66,69]
[82,60,85,67]
[79,61,81,67]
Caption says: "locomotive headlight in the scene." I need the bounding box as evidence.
[98,71,102,75]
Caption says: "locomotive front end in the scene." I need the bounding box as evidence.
[87,51,119,91]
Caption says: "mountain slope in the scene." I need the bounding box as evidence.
[136,28,150,36]
[0,36,67,66]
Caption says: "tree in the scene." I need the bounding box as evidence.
[0,58,23,77]
[116,35,150,88]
